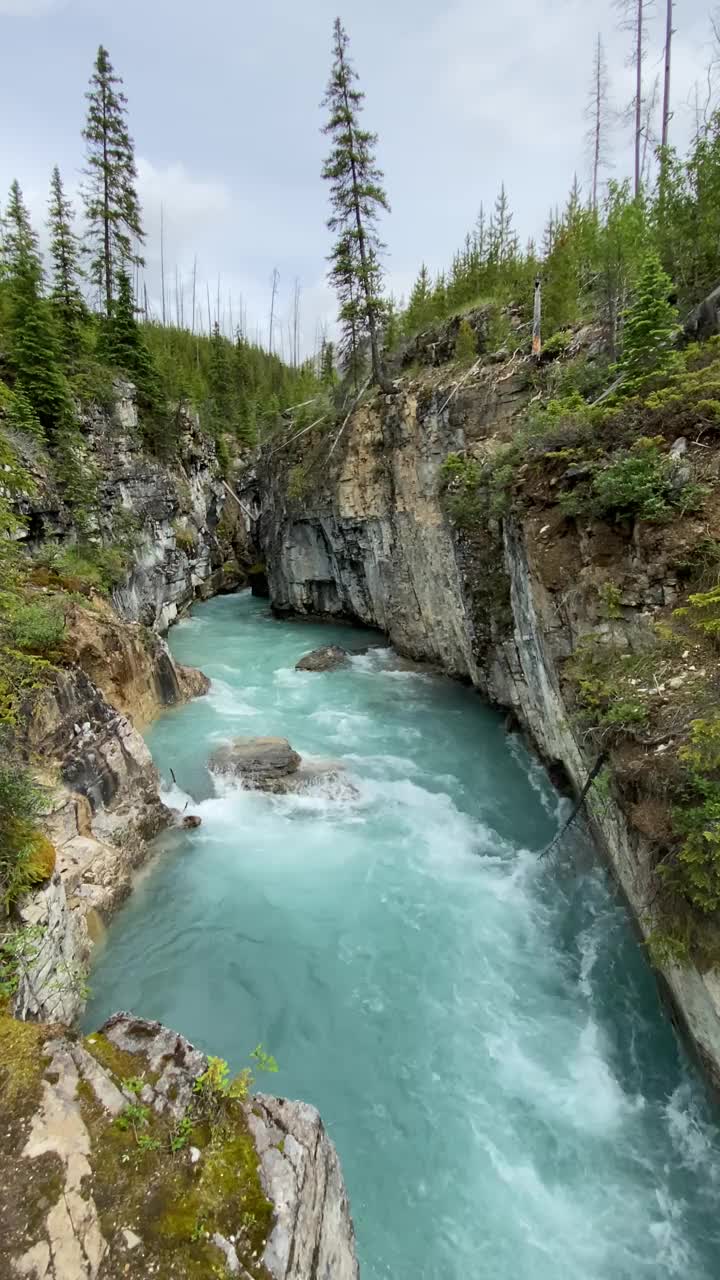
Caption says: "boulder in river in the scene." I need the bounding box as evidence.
[295,645,349,672]
[209,736,302,792]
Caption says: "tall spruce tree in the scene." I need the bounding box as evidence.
[2,181,72,436]
[47,166,86,364]
[82,45,144,316]
[322,17,390,387]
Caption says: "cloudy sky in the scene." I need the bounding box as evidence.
[0,0,717,355]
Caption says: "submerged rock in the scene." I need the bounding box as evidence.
[181,813,202,829]
[296,644,349,672]
[210,736,302,791]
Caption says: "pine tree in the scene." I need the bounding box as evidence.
[102,269,160,406]
[617,249,679,384]
[47,166,86,364]
[206,320,238,436]
[2,181,72,437]
[403,264,433,336]
[328,229,365,387]
[488,184,518,265]
[82,45,144,316]
[322,17,390,388]
[319,338,336,385]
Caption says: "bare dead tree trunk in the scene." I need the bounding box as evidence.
[292,278,301,368]
[269,267,279,354]
[532,277,542,359]
[160,203,167,327]
[635,0,643,197]
[206,281,212,334]
[191,256,197,335]
[662,0,673,149]
[641,73,660,186]
[592,35,602,210]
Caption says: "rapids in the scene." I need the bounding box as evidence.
[84,591,720,1279]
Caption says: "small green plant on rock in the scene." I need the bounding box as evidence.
[454,318,477,364]
[667,717,720,913]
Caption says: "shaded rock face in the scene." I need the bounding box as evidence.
[259,362,720,1092]
[210,737,302,792]
[5,1013,359,1280]
[15,604,210,1026]
[296,644,349,672]
[14,380,255,631]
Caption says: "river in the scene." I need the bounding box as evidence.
[84,590,720,1279]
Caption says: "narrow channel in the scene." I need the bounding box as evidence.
[84,591,720,1280]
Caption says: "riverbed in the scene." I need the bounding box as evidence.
[84,590,720,1279]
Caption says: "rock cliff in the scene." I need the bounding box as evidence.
[1,1012,359,1280]
[13,600,209,1026]
[258,348,720,1091]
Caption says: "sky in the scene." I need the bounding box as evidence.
[0,0,717,357]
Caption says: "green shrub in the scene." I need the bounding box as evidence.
[173,521,197,553]
[589,437,705,523]
[0,750,51,908]
[454,318,477,364]
[542,330,572,359]
[6,599,65,656]
[287,464,309,501]
[36,542,130,593]
[666,718,720,913]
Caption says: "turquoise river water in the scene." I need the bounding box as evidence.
[84,591,720,1279]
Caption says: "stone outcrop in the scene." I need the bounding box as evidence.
[259,352,720,1091]
[14,380,253,631]
[3,1012,359,1280]
[13,602,210,1026]
[295,645,349,672]
[210,737,302,790]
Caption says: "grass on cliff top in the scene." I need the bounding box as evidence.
[80,1035,275,1280]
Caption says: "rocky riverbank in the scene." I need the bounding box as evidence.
[1,1012,358,1280]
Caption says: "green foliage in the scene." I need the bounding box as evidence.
[591,438,685,522]
[0,924,44,998]
[4,598,65,656]
[615,251,680,390]
[675,585,720,643]
[322,18,389,385]
[169,1112,193,1154]
[250,1043,278,1074]
[173,521,197,553]
[115,1101,151,1133]
[35,542,130,593]
[82,45,144,314]
[0,751,49,908]
[454,318,477,364]
[5,383,44,441]
[100,270,162,413]
[668,718,720,913]
[2,181,75,439]
[287,463,309,501]
[47,166,87,365]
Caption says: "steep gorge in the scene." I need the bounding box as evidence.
[258,332,720,1092]
[2,386,359,1280]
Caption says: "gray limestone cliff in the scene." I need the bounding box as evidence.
[257,350,720,1092]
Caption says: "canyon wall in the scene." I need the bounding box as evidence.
[259,358,720,1090]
